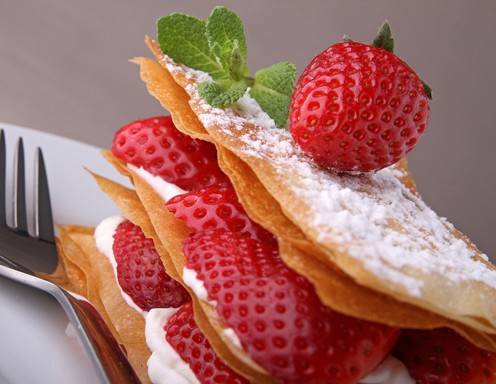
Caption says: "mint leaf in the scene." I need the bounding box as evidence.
[373,21,394,52]
[254,62,296,97]
[250,62,296,127]
[210,42,223,64]
[228,39,245,80]
[199,80,248,108]
[206,6,248,76]
[157,13,227,79]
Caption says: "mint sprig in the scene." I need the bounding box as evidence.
[157,6,296,127]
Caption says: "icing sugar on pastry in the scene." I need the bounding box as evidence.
[163,57,496,298]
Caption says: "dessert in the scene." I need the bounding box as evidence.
[48,6,496,384]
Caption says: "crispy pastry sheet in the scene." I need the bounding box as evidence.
[134,37,496,336]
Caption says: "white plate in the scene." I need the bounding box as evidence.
[0,122,131,384]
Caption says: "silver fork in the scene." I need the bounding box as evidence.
[0,129,141,384]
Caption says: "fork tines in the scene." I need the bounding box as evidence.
[13,137,28,233]
[35,148,54,242]
[0,128,55,243]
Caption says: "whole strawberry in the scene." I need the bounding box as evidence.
[290,23,430,172]
[165,184,275,244]
[184,229,399,384]
[113,220,189,311]
[111,116,229,190]
[165,302,248,384]
[394,328,496,383]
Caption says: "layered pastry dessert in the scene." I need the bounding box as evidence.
[49,6,496,384]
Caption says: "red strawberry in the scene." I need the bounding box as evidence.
[113,220,189,311]
[165,302,248,384]
[183,229,399,384]
[289,41,429,172]
[111,116,229,190]
[394,328,496,383]
[165,184,275,244]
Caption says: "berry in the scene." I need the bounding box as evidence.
[289,41,429,172]
[113,220,189,311]
[165,302,248,384]
[166,184,275,244]
[394,328,496,383]
[111,116,229,190]
[183,229,399,384]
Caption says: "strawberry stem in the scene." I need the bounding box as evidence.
[373,21,394,52]
[372,21,432,99]
[422,81,433,99]
[342,34,353,42]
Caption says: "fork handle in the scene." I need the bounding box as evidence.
[57,291,142,384]
[0,254,34,275]
[0,263,142,384]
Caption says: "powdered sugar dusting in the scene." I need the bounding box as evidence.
[165,61,212,84]
[234,90,277,130]
[163,56,496,297]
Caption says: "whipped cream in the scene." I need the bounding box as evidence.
[234,90,277,129]
[128,164,186,201]
[182,267,210,303]
[221,327,243,350]
[360,356,414,384]
[146,308,199,384]
[94,216,145,315]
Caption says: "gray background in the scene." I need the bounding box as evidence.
[0,0,494,254]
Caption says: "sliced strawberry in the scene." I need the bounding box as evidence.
[166,184,275,244]
[183,229,399,384]
[394,328,496,383]
[111,116,229,190]
[113,220,189,311]
[165,302,248,384]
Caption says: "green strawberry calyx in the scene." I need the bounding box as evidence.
[343,21,432,99]
[373,21,432,99]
